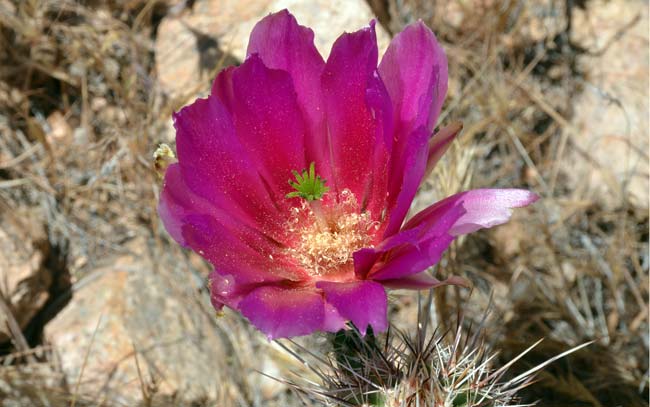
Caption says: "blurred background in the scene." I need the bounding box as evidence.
[0,0,647,406]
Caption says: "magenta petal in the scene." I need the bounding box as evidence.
[354,228,420,278]
[247,10,324,122]
[211,66,236,110]
[379,21,448,137]
[425,122,463,175]
[209,272,249,310]
[379,272,468,290]
[405,189,539,235]
[160,165,299,296]
[174,95,288,242]
[159,163,211,247]
[379,21,449,235]
[372,189,537,280]
[353,248,379,280]
[384,126,430,236]
[370,233,457,281]
[181,213,299,283]
[229,55,308,200]
[158,164,293,281]
[363,72,394,218]
[317,280,388,335]
[366,202,465,280]
[322,22,384,200]
[246,10,331,180]
[239,286,325,339]
[323,302,347,332]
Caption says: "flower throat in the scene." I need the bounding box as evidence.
[286,164,377,276]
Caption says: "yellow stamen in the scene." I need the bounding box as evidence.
[286,189,379,276]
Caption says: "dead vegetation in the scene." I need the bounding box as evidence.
[0,0,647,406]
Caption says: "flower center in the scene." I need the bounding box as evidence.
[286,189,378,276]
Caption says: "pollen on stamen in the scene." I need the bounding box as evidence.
[286,189,380,276]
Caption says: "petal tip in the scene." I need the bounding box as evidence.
[510,189,541,207]
[528,191,541,204]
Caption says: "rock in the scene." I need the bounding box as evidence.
[155,0,391,101]
[46,238,221,404]
[0,208,51,344]
[567,0,649,208]
[45,237,295,405]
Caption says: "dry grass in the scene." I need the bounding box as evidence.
[0,0,647,406]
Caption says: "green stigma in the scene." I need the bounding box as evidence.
[286,162,329,201]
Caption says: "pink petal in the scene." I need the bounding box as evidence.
[378,21,448,138]
[323,302,348,333]
[246,10,324,121]
[238,286,326,339]
[246,10,331,181]
[208,272,255,310]
[321,22,391,203]
[363,72,394,218]
[159,163,211,247]
[371,189,537,280]
[425,122,463,175]
[353,228,421,279]
[405,189,539,235]
[160,164,274,257]
[378,22,449,236]
[317,280,388,335]
[211,66,236,110]
[228,54,308,202]
[173,95,288,243]
[181,213,300,283]
[383,126,430,237]
[364,202,466,280]
[160,165,301,286]
[379,272,468,290]
[369,233,457,281]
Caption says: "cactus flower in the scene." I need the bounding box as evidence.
[158,10,538,339]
